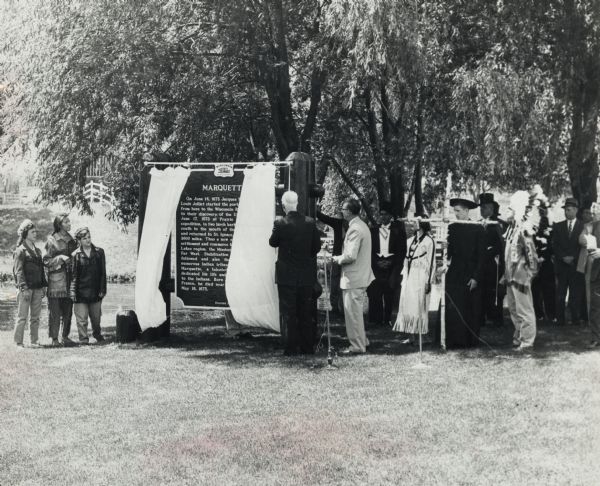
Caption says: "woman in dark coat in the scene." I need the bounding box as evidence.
[70,227,107,344]
[444,199,485,348]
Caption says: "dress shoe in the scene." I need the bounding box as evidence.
[51,339,61,347]
[588,340,600,349]
[95,335,105,343]
[62,336,74,345]
[29,342,42,348]
[340,347,365,355]
[516,344,533,352]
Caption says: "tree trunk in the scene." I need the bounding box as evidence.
[566,64,599,206]
[365,87,387,204]
[562,0,600,207]
[327,155,377,226]
[258,0,299,159]
[316,156,330,185]
[390,166,405,217]
[413,103,424,216]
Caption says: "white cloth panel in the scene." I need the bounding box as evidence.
[225,164,279,331]
[135,167,190,330]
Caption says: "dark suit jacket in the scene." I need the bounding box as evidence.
[269,211,321,287]
[370,220,407,287]
[316,210,346,256]
[552,218,584,274]
[482,219,505,281]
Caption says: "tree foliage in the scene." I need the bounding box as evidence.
[0,0,598,223]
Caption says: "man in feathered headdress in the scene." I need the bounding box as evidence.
[502,191,539,350]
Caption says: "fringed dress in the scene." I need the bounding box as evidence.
[393,233,435,334]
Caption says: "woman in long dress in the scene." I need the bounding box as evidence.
[393,219,436,343]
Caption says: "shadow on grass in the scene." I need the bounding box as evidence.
[101,309,600,368]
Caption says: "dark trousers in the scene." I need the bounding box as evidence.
[367,278,395,325]
[48,297,73,340]
[330,263,343,314]
[277,284,314,354]
[532,262,556,320]
[481,281,504,325]
[555,263,585,323]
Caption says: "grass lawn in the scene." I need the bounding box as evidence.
[1,313,599,486]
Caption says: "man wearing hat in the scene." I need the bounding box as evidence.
[479,193,505,327]
[368,200,407,327]
[552,197,585,325]
[440,197,485,348]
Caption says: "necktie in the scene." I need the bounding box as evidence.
[380,227,389,239]
[568,220,573,236]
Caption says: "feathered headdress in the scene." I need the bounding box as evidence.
[509,190,541,236]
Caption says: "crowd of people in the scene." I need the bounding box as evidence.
[12,214,107,348]
[270,188,600,356]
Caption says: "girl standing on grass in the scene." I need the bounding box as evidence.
[70,227,107,344]
[13,219,47,348]
[393,217,436,345]
[44,214,77,346]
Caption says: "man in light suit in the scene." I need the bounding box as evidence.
[269,191,321,356]
[552,197,585,325]
[333,198,375,354]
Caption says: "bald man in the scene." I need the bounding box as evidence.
[269,191,321,355]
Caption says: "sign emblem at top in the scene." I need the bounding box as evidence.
[214,164,235,178]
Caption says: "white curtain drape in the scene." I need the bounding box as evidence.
[135,167,190,330]
[225,164,279,331]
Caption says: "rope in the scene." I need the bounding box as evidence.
[443,290,499,354]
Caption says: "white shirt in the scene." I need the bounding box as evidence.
[378,224,394,258]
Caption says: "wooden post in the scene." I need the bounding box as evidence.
[440,172,452,351]
[138,164,172,340]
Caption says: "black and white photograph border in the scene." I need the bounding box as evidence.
[1,1,599,485]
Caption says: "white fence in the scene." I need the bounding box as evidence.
[83,181,116,210]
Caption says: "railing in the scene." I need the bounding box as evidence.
[0,193,23,205]
[83,181,116,210]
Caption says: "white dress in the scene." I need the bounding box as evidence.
[393,233,435,334]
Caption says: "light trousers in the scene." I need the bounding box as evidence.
[13,288,44,345]
[342,288,369,352]
[73,301,103,342]
[506,284,536,347]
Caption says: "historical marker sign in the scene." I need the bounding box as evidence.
[176,167,244,308]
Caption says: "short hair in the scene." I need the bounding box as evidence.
[53,213,69,234]
[74,226,90,240]
[281,191,298,209]
[343,198,361,215]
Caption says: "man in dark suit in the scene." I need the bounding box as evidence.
[269,191,321,355]
[367,201,407,327]
[316,206,348,314]
[552,197,585,325]
[478,193,505,327]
